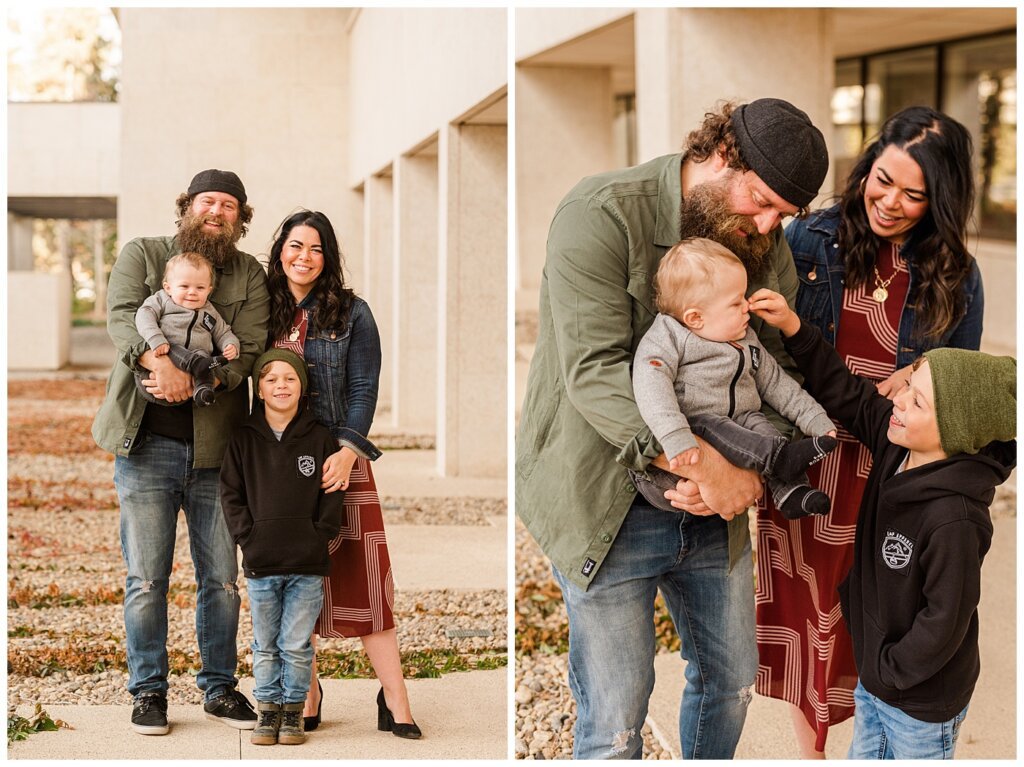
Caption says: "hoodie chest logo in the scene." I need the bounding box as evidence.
[749,345,761,372]
[201,312,216,332]
[297,455,316,478]
[881,530,914,572]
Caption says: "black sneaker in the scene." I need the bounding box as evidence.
[204,688,258,730]
[131,692,169,735]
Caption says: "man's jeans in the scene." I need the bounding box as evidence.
[552,498,757,759]
[247,575,323,704]
[115,432,240,702]
[848,680,969,760]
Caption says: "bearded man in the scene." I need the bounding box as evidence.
[516,99,828,759]
[93,169,268,735]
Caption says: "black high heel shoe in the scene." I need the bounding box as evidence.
[304,680,323,731]
[376,687,421,739]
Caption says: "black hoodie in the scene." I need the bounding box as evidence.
[220,401,344,578]
[785,322,1015,723]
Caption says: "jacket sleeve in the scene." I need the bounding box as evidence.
[214,260,269,393]
[218,438,253,544]
[546,197,662,471]
[945,262,984,351]
[107,239,157,371]
[208,305,241,353]
[135,294,169,351]
[338,300,382,459]
[752,338,835,437]
[878,519,990,690]
[783,322,892,453]
[314,435,345,540]
[632,317,697,460]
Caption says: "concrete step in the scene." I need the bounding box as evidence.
[8,671,507,760]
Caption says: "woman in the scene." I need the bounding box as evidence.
[266,209,421,739]
[755,106,983,757]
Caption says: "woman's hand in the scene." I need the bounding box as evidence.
[748,289,801,337]
[876,363,914,400]
[322,447,358,493]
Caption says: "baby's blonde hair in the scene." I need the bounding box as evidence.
[163,252,216,287]
[655,237,743,319]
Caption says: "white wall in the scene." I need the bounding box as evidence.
[515,8,632,61]
[118,7,359,261]
[347,8,506,184]
[8,103,120,197]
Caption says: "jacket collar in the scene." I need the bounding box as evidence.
[804,205,841,237]
[654,153,684,248]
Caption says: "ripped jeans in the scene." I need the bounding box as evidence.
[552,497,757,759]
[115,432,241,702]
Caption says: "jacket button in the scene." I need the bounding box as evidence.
[833,243,839,248]
[600,533,612,543]
[626,483,636,493]
[808,270,817,281]
[827,323,835,332]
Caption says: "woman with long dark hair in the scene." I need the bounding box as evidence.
[755,106,983,757]
[265,209,420,739]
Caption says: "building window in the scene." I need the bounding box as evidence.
[834,31,1015,241]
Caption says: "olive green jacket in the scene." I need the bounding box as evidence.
[92,235,269,468]
[515,153,801,590]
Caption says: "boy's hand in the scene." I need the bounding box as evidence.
[153,343,170,356]
[748,289,801,337]
[223,344,239,361]
[668,447,700,471]
[876,363,913,400]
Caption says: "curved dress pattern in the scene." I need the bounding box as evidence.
[755,243,908,750]
[275,306,395,638]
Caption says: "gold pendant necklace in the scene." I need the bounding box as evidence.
[872,242,901,303]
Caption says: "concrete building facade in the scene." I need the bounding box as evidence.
[515,7,1017,391]
[8,7,508,478]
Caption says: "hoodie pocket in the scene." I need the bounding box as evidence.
[862,613,900,698]
[242,518,326,571]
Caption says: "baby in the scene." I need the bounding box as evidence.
[135,252,240,407]
[632,237,837,519]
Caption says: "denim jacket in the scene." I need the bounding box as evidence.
[297,294,382,460]
[786,205,984,368]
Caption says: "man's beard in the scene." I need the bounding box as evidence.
[176,208,242,267]
[678,180,774,278]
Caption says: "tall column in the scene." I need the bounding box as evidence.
[7,213,35,271]
[362,172,395,418]
[515,66,615,296]
[438,122,508,477]
[392,150,439,433]
[635,8,834,201]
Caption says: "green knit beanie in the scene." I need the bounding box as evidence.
[922,348,1016,456]
[253,348,308,394]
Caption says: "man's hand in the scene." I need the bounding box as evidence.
[748,288,801,337]
[654,437,763,520]
[140,350,193,403]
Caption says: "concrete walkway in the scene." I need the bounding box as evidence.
[8,672,507,760]
[646,517,1016,759]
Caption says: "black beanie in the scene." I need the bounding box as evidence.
[187,169,247,206]
[730,98,828,208]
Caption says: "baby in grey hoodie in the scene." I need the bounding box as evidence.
[134,252,240,407]
[632,238,837,519]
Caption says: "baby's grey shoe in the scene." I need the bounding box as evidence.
[773,435,837,482]
[193,384,216,407]
[778,486,832,520]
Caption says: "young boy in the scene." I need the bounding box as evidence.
[750,288,1016,760]
[135,252,240,407]
[632,237,838,519]
[220,349,344,746]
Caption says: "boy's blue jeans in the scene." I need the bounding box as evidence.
[848,680,969,759]
[115,432,240,702]
[551,498,757,759]
[248,575,324,704]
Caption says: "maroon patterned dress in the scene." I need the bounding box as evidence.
[275,307,395,638]
[755,242,908,750]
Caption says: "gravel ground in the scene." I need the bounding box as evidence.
[8,380,507,712]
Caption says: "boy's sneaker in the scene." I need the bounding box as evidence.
[278,702,306,745]
[251,701,281,746]
[131,692,169,735]
[204,688,258,729]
